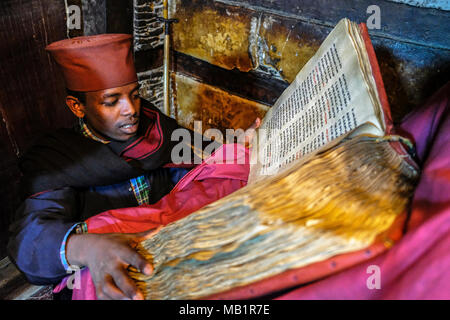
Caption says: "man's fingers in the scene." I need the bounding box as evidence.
[248,117,261,130]
[111,266,144,300]
[123,247,153,276]
[99,274,131,300]
[254,117,261,129]
[125,226,161,247]
[241,118,261,147]
[133,226,163,243]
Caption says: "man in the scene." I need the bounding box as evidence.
[7,34,221,300]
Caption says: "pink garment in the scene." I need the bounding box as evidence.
[53,143,250,299]
[276,82,450,300]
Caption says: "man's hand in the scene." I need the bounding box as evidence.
[66,228,159,300]
[240,117,261,148]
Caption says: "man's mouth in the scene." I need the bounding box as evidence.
[119,120,139,134]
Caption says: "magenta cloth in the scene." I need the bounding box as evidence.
[276,82,450,300]
[53,144,250,299]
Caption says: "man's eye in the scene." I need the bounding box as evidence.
[133,94,140,100]
[103,100,117,106]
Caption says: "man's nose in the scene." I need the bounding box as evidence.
[120,97,138,117]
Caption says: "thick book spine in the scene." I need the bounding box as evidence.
[359,23,394,135]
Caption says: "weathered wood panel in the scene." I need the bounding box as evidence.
[106,0,134,34]
[173,74,269,134]
[173,51,288,106]
[82,0,106,35]
[133,0,166,110]
[171,0,255,72]
[134,0,164,51]
[0,1,75,153]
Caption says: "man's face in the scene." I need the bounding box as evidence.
[81,82,141,142]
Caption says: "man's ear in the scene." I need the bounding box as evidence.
[66,96,85,118]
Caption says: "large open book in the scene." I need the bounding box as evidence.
[130,19,420,300]
[249,18,395,182]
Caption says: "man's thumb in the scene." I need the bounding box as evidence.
[132,226,163,243]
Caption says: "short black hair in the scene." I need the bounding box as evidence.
[66,88,87,105]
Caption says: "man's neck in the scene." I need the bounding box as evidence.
[79,118,110,144]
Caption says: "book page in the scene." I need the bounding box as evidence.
[249,19,383,182]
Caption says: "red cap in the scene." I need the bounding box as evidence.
[46,34,138,92]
